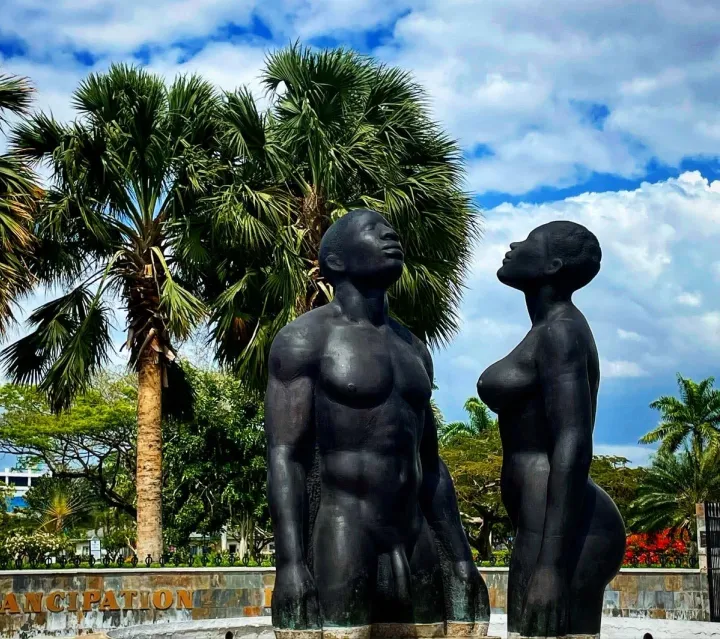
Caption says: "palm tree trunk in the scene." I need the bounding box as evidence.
[136,347,164,560]
[296,187,330,314]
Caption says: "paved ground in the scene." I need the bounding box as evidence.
[103,615,720,639]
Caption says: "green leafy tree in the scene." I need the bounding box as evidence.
[440,428,506,560]
[629,447,720,537]
[0,482,15,538]
[2,64,246,558]
[589,455,646,524]
[0,72,38,334]
[440,397,496,444]
[640,374,720,456]
[199,44,479,384]
[0,365,267,553]
[438,399,646,556]
[162,364,268,551]
[22,477,98,534]
[0,375,138,518]
[438,398,504,559]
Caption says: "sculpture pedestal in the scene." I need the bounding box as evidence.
[274,622,500,639]
[507,635,599,639]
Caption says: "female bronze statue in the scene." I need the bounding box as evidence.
[476,221,625,638]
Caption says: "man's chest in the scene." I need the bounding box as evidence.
[318,324,432,409]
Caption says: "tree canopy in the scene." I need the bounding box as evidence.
[162,365,268,550]
[629,447,720,537]
[640,374,720,456]
[440,429,506,560]
[0,364,268,550]
[0,72,39,335]
[190,44,480,386]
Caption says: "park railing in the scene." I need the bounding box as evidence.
[0,550,276,571]
[475,548,697,569]
[0,549,697,571]
[621,548,698,569]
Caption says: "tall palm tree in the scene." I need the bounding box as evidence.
[1,64,246,559]
[439,397,496,445]
[201,44,479,383]
[0,73,39,335]
[640,375,720,456]
[629,447,720,537]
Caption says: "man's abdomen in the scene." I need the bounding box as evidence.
[320,448,423,546]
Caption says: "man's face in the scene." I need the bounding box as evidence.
[335,211,404,287]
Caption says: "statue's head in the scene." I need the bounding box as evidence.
[497,220,601,294]
[319,209,404,289]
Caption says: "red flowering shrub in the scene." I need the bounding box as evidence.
[623,529,691,566]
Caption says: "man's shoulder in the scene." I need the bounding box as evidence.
[389,318,433,369]
[269,307,335,372]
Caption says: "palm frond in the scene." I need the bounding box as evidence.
[1,283,114,411]
[151,248,207,341]
[0,74,34,126]
[629,447,720,534]
[641,374,720,454]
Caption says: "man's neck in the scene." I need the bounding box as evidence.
[333,279,388,326]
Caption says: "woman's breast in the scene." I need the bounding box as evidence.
[477,350,536,414]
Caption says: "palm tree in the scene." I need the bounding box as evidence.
[37,481,92,534]
[439,397,496,444]
[629,447,720,537]
[640,375,720,456]
[0,73,39,335]
[1,64,243,559]
[202,44,479,383]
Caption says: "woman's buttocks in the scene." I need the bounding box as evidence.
[585,480,626,539]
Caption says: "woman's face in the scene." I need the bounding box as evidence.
[496,228,552,290]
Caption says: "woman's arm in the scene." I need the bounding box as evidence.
[536,320,593,570]
[520,320,593,637]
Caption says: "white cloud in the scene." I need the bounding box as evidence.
[4,1,720,451]
[146,41,269,98]
[376,0,720,193]
[617,329,644,342]
[2,0,257,56]
[676,291,703,307]
[601,359,649,379]
[432,172,720,428]
[4,0,720,194]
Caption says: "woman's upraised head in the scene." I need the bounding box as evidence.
[497,220,601,293]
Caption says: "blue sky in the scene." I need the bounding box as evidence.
[3,0,720,467]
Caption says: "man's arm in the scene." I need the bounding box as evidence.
[416,344,490,625]
[419,406,474,565]
[264,322,320,629]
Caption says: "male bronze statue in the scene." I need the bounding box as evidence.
[265,209,491,639]
[477,221,625,639]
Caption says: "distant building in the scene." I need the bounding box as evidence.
[1,467,49,511]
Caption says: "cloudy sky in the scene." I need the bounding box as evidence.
[3,0,720,466]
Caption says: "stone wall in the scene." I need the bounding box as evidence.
[0,567,275,638]
[0,567,710,637]
[480,567,710,622]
